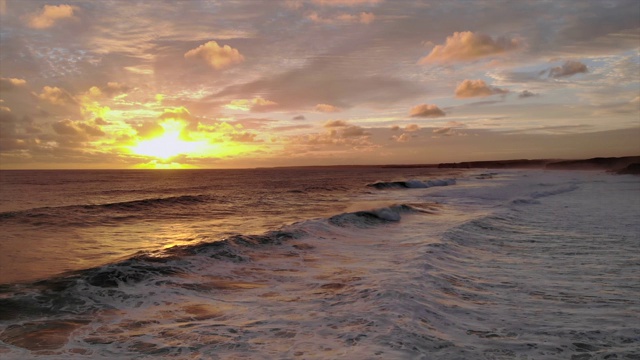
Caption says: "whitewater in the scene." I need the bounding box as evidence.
[0,168,638,359]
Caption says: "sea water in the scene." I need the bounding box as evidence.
[0,168,638,359]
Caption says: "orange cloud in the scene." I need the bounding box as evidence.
[36,86,77,105]
[409,104,445,117]
[184,41,245,70]
[455,79,508,98]
[0,78,27,91]
[419,31,521,64]
[27,4,76,29]
[324,119,348,127]
[392,133,410,142]
[315,103,341,112]
[404,124,420,132]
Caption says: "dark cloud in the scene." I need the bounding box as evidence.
[292,115,306,120]
[519,90,538,98]
[52,119,105,137]
[547,60,588,78]
[342,125,368,137]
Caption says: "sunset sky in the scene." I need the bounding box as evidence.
[0,0,639,169]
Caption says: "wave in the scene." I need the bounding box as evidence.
[530,183,579,199]
[367,178,456,189]
[509,183,580,206]
[0,203,433,321]
[0,194,218,227]
[329,204,437,227]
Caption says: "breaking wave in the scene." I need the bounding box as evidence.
[367,178,456,189]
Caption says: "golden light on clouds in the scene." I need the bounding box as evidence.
[0,1,638,169]
[131,119,204,160]
[184,41,245,70]
[420,31,521,64]
[26,4,76,29]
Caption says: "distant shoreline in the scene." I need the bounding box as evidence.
[1,156,639,174]
[435,156,640,174]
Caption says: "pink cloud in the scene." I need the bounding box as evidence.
[455,79,508,98]
[419,31,521,64]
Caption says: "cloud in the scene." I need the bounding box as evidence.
[358,12,375,24]
[432,127,457,136]
[308,11,375,24]
[336,12,375,24]
[36,86,77,105]
[0,78,27,91]
[26,4,76,29]
[85,82,131,99]
[409,104,445,117]
[312,0,383,6]
[392,133,410,142]
[432,122,466,137]
[419,31,521,64]
[341,125,368,137]
[134,121,165,139]
[225,97,278,112]
[390,125,400,131]
[184,41,245,70]
[214,62,421,111]
[315,103,341,112]
[519,90,538,98]
[102,82,131,97]
[455,79,508,98]
[548,60,588,78]
[94,117,109,125]
[289,123,372,148]
[228,131,261,143]
[52,119,104,137]
[292,115,306,120]
[404,124,420,132]
[324,119,348,127]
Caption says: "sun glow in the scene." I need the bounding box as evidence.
[131,119,206,160]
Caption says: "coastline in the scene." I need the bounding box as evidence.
[437,156,640,174]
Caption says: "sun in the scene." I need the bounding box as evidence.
[131,119,206,160]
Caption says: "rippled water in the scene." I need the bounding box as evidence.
[0,168,638,359]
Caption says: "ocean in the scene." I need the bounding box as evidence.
[0,167,638,359]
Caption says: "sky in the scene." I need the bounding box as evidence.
[0,0,639,169]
